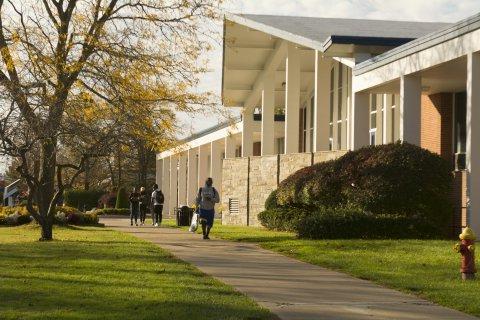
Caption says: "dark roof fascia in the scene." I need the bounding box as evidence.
[354,12,480,75]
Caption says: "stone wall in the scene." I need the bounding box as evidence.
[221,157,249,226]
[313,150,348,164]
[279,153,312,182]
[222,150,347,226]
[249,155,278,226]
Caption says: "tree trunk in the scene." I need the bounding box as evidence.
[40,217,53,241]
[138,144,148,188]
[36,140,57,241]
[84,156,90,190]
[116,145,122,189]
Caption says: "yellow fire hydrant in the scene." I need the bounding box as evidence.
[454,227,476,280]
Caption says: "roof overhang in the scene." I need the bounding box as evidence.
[354,12,480,76]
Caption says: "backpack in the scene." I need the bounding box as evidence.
[155,190,164,204]
[199,187,216,196]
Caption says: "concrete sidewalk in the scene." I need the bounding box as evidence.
[102,217,477,320]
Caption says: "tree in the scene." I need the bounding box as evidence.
[0,0,221,240]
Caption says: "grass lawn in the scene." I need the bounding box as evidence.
[0,224,275,320]
[167,219,480,317]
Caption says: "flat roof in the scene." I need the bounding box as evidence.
[354,12,480,75]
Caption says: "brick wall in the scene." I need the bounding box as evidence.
[421,93,453,164]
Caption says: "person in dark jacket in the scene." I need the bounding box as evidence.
[129,187,140,226]
[139,187,148,226]
[151,183,164,227]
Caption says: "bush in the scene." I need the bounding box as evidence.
[115,187,129,209]
[0,207,32,226]
[65,211,99,226]
[95,208,130,215]
[296,207,439,239]
[267,143,453,237]
[257,206,308,232]
[64,189,106,211]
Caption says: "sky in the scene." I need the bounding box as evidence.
[178,0,480,136]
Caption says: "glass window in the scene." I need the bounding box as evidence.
[337,122,342,149]
[370,130,376,146]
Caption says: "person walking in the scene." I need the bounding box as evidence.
[129,187,140,226]
[139,187,148,226]
[151,183,164,227]
[196,177,219,240]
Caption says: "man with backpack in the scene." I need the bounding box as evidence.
[196,177,220,240]
[151,183,164,227]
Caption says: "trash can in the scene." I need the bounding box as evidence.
[176,206,193,226]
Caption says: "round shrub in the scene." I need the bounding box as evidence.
[268,143,453,235]
[115,187,129,209]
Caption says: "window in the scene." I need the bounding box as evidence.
[329,66,334,150]
[300,106,307,152]
[454,92,467,154]
[337,64,344,150]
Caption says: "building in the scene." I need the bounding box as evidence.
[156,12,480,235]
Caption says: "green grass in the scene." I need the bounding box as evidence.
[168,220,480,317]
[0,224,275,320]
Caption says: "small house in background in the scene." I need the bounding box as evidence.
[3,179,21,207]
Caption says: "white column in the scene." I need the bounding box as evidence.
[161,157,170,215]
[242,109,254,157]
[177,152,187,206]
[383,94,393,144]
[186,147,198,206]
[261,71,275,155]
[225,134,236,158]
[375,94,383,146]
[285,43,300,154]
[466,52,480,234]
[400,75,422,146]
[352,92,370,150]
[198,144,210,187]
[169,155,178,214]
[314,56,331,151]
[211,139,224,197]
[155,158,163,187]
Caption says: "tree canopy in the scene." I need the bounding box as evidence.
[0,0,223,240]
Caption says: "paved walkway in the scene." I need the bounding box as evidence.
[102,217,477,320]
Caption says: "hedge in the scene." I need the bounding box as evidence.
[64,189,106,211]
[261,142,454,239]
[295,207,440,239]
[115,187,129,209]
[95,208,130,215]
